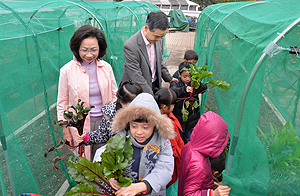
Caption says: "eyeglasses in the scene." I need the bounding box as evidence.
[79,49,99,54]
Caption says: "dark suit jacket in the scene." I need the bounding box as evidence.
[121,30,173,94]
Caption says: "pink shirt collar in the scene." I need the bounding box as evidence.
[141,27,151,46]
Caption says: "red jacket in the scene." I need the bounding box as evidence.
[178,111,229,195]
[167,112,185,186]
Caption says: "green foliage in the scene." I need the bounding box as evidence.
[45,99,95,170]
[181,64,230,122]
[182,64,230,90]
[54,99,95,135]
[101,134,133,187]
[65,184,99,196]
[181,106,189,122]
[258,121,300,195]
[68,156,104,182]
[65,135,133,195]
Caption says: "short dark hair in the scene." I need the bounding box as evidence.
[133,118,148,123]
[179,61,195,73]
[146,11,169,32]
[116,81,143,111]
[69,25,107,62]
[154,87,177,107]
[211,153,226,173]
[184,50,198,61]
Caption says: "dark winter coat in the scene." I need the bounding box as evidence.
[169,77,207,132]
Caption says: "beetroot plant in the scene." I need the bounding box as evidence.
[44,99,94,170]
[180,64,230,122]
[66,134,133,195]
[45,99,133,195]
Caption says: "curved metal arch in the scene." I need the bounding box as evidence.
[78,0,108,26]
[113,2,141,28]
[199,1,267,65]
[29,0,106,37]
[199,3,230,26]
[0,2,43,196]
[135,1,157,13]
[65,1,106,37]
[225,16,300,178]
[197,3,238,62]
[210,1,267,38]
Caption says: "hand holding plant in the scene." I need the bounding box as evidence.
[45,100,134,195]
[44,99,94,170]
[180,64,230,122]
[66,134,133,195]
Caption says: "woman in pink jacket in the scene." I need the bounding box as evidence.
[178,111,231,196]
[57,25,118,161]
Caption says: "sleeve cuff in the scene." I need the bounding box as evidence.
[83,133,89,144]
[207,189,213,196]
[141,180,152,195]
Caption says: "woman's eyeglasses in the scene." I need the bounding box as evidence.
[79,49,99,54]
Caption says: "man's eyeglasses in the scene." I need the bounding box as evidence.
[79,49,99,54]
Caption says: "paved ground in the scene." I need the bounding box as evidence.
[162,31,195,87]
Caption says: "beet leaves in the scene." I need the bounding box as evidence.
[65,134,133,195]
[44,99,94,170]
[180,64,230,122]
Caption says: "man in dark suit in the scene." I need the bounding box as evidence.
[121,11,178,95]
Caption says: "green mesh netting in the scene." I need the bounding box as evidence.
[195,0,300,195]
[0,0,160,195]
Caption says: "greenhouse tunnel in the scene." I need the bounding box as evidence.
[195,0,300,195]
[0,0,159,195]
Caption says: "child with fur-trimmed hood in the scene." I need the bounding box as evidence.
[109,93,176,196]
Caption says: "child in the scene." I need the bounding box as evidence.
[76,81,143,152]
[170,61,207,144]
[109,93,175,196]
[211,153,227,185]
[178,111,231,196]
[154,88,184,186]
[172,49,198,79]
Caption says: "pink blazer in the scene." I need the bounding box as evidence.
[57,57,118,160]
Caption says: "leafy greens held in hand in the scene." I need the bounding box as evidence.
[180,64,230,122]
[101,134,133,187]
[65,134,133,195]
[44,99,94,170]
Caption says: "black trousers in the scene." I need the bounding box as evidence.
[152,79,159,94]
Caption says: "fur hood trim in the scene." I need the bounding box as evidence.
[112,95,176,139]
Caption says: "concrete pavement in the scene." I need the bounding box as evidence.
[162,31,195,87]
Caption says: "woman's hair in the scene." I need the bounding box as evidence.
[69,25,107,62]
[154,87,177,108]
[116,81,143,111]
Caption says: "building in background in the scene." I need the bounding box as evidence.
[89,0,201,17]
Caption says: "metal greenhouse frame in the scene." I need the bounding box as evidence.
[0,0,159,195]
[195,0,300,195]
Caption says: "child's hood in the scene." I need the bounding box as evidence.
[190,111,229,159]
[112,93,176,139]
